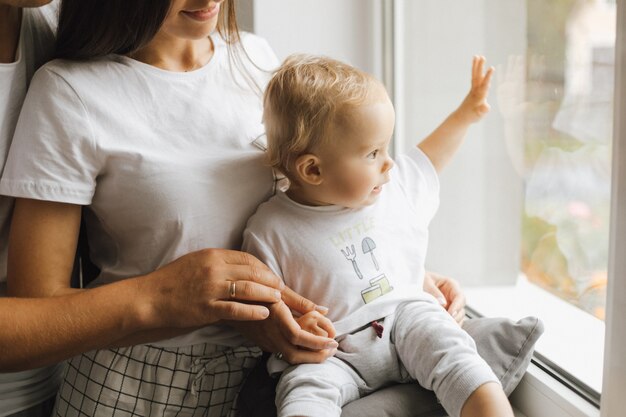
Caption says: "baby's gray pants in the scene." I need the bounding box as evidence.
[275,296,499,417]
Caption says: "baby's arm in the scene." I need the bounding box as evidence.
[418,56,494,173]
[296,310,337,339]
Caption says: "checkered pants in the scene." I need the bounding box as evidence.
[52,343,262,417]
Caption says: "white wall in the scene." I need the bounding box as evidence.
[251,0,380,77]
[401,0,527,286]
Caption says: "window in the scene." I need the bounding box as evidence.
[391,0,624,412]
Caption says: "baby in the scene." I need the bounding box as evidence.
[243,54,513,417]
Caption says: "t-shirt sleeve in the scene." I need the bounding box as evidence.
[0,65,101,205]
[393,146,441,223]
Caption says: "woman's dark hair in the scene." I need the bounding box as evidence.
[55,0,241,60]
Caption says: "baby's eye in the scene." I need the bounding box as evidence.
[367,150,379,159]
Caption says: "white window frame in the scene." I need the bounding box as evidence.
[600,1,626,415]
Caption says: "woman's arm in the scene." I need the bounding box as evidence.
[0,279,158,371]
[3,198,288,370]
[8,198,81,297]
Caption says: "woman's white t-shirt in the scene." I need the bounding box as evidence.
[0,33,280,348]
[0,3,63,416]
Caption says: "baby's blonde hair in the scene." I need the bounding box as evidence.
[264,54,379,178]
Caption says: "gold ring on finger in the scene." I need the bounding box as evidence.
[229,281,236,299]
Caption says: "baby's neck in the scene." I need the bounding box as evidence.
[286,186,332,207]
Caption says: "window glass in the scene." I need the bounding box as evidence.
[519,0,614,320]
[399,0,615,394]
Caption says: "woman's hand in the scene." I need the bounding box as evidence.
[230,286,338,365]
[423,271,466,325]
[140,249,286,328]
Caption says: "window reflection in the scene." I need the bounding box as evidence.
[500,0,615,319]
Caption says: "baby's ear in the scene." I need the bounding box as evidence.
[294,154,323,185]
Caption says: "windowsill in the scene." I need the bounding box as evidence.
[465,278,604,417]
[510,363,599,417]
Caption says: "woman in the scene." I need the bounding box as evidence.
[1,0,338,415]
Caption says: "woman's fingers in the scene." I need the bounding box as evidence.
[288,328,337,351]
[222,263,284,291]
[151,249,288,327]
[219,248,270,267]
[282,286,327,315]
[223,279,281,303]
[270,324,336,364]
[200,248,283,290]
[212,300,270,321]
[220,250,282,287]
[282,286,314,313]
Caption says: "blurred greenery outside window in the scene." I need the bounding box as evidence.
[518,0,614,320]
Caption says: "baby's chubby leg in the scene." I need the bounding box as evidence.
[275,358,362,417]
[461,381,513,417]
[392,297,512,417]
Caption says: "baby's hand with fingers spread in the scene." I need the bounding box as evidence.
[457,55,494,124]
[296,310,336,339]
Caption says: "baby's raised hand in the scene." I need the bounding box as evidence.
[296,310,337,339]
[457,55,495,124]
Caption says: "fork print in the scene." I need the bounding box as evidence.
[341,244,363,279]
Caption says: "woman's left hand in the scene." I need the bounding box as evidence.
[423,271,466,325]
